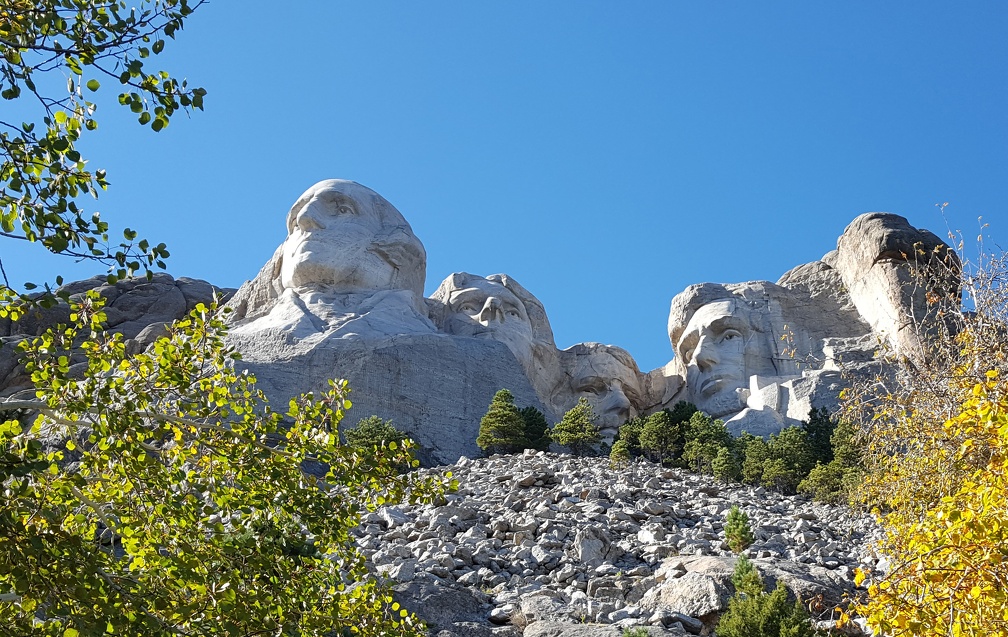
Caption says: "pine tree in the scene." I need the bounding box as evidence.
[609,439,631,469]
[343,415,407,449]
[550,397,601,456]
[639,410,681,464]
[476,389,528,456]
[718,556,818,637]
[519,405,551,451]
[725,505,755,553]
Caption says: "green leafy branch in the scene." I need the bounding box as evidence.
[0,0,206,301]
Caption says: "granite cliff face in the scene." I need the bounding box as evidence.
[0,181,959,465]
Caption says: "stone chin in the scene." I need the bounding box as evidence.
[689,384,745,419]
[457,325,534,370]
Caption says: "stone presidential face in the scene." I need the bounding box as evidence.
[279,180,426,296]
[564,344,644,437]
[439,276,535,369]
[675,299,750,418]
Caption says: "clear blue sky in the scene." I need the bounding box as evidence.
[7,2,1007,373]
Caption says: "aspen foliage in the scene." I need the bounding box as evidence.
[0,295,452,636]
[851,372,1008,636]
[842,226,1008,636]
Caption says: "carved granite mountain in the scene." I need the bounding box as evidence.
[662,212,959,435]
[0,181,958,462]
[0,273,233,398]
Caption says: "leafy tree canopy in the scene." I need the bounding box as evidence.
[550,397,601,456]
[344,414,409,449]
[0,297,451,635]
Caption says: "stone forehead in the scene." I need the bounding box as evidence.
[284,179,412,235]
[563,342,641,375]
[667,281,787,353]
[430,272,555,347]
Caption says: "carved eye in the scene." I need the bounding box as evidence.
[719,329,742,343]
[335,204,355,216]
[505,308,521,319]
[576,380,606,397]
[458,301,481,314]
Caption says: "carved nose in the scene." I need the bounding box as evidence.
[478,297,504,323]
[293,201,325,231]
[693,335,718,371]
[601,386,633,421]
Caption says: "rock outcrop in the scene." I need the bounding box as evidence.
[663,212,958,435]
[832,212,960,360]
[0,273,233,397]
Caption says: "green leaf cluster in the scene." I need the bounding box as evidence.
[0,0,206,303]
[0,295,449,635]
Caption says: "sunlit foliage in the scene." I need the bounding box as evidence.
[0,297,450,635]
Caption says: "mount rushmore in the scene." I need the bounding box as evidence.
[0,179,959,465]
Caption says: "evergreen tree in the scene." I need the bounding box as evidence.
[712,446,742,483]
[802,407,836,464]
[725,505,755,553]
[519,405,551,451]
[666,400,699,426]
[609,439,631,469]
[732,554,764,597]
[742,436,770,485]
[550,397,601,456]
[718,556,819,637]
[639,410,681,464]
[617,416,645,456]
[682,411,732,473]
[476,389,528,456]
[343,415,408,449]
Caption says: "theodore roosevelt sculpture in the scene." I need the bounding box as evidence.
[552,342,649,442]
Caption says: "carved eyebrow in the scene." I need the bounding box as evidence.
[317,192,358,212]
[450,288,526,315]
[450,289,488,307]
[706,315,748,334]
[677,332,699,358]
[677,315,748,356]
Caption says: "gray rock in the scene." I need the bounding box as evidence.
[0,273,234,396]
[523,621,680,636]
[639,571,729,618]
[833,212,959,359]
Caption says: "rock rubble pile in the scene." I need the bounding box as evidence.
[355,450,883,636]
